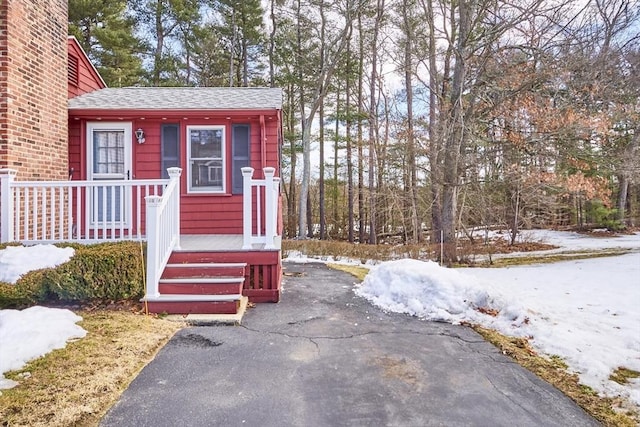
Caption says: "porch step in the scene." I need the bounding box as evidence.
[144,294,242,315]
[162,263,246,279]
[159,277,244,295]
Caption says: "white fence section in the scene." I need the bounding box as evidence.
[0,168,170,244]
[144,167,182,299]
[242,166,280,250]
[1,166,278,299]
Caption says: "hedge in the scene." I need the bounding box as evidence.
[0,241,146,309]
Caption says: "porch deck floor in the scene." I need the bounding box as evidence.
[177,234,282,252]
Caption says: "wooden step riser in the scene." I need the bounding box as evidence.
[146,300,239,315]
[161,267,245,279]
[159,282,243,295]
[168,251,277,264]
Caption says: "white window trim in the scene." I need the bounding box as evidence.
[187,125,226,194]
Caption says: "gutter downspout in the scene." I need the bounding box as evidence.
[260,114,266,177]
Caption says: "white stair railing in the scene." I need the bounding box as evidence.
[144,167,182,299]
[0,168,169,244]
[242,167,280,250]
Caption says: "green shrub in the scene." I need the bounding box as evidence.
[0,281,23,308]
[45,241,146,302]
[0,269,50,309]
[0,241,146,308]
[586,200,624,231]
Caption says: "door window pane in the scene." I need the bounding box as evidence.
[93,130,125,174]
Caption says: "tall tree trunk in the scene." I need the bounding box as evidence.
[307,191,313,237]
[242,38,249,87]
[334,91,340,237]
[296,0,306,238]
[153,1,165,86]
[357,13,365,243]
[346,34,355,243]
[318,0,326,239]
[617,174,629,225]
[441,0,473,263]
[368,0,384,245]
[402,0,420,243]
[229,8,236,87]
[268,0,276,87]
[286,84,297,237]
[424,0,442,246]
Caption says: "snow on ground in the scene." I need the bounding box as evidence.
[519,229,640,251]
[0,306,86,389]
[0,244,83,389]
[0,244,74,283]
[354,231,640,407]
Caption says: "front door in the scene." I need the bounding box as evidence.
[86,122,132,226]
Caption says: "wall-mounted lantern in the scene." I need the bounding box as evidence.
[135,128,146,144]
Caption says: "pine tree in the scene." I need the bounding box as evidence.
[69,0,145,87]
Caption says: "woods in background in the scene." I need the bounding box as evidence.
[69,0,640,262]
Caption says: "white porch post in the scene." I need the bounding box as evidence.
[145,195,162,299]
[167,167,182,250]
[0,169,17,243]
[263,167,276,249]
[242,167,254,250]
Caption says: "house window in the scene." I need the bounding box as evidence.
[161,124,180,178]
[232,124,250,194]
[187,125,225,193]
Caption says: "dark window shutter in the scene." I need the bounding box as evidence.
[161,124,180,179]
[232,124,250,194]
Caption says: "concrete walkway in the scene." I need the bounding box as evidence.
[101,262,599,427]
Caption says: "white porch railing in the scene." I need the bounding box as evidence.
[242,166,280,250]
[1,166,278,300]
[144,167,182,299]
[0,168,170,244]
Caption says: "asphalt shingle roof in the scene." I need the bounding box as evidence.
[68,87,282,111]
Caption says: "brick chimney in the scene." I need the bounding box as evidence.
[0,0,68,180]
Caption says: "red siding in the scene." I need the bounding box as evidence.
[67,111,282,235]
[67,37,105,99]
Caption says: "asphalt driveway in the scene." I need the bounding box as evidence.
[100,262,599,427]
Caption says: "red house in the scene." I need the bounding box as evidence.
[0,36,283,316]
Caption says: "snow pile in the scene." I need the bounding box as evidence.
[355,259,525,328]
[0,306,86,389]
[0,244,74,283]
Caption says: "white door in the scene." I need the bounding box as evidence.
[86,122,132,225]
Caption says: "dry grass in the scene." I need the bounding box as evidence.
[0,310,183,427]
[284,238,631,268]
[480,249,634,268]
[610,367,640,385]
[328,263,640,426]
[327,264,369,281]
[284,239,434,263]
[472,326,639,427]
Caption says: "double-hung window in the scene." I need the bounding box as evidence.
[187,125,225,193]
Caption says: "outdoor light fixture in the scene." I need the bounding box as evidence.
[135,128,146,144]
